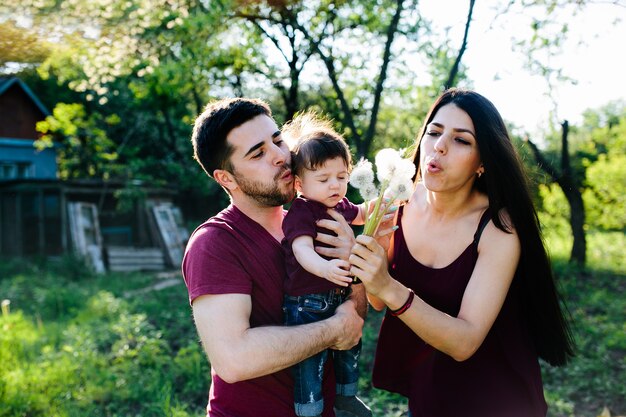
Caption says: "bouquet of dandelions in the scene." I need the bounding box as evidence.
[350,148,416,237]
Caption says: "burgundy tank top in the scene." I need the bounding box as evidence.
[372,206,547,417]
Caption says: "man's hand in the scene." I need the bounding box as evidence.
[315,209,356,261]
[329,299,363,350]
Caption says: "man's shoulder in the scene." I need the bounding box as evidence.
[187,206,243,248]
[192,205,242,233]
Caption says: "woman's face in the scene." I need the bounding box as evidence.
[419,103,483,193]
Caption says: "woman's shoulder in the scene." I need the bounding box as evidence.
[478,207,520,256]
[482,205,515,237]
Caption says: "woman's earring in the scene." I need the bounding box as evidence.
[477,171,483,178]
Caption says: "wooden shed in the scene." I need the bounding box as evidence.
[0,76,57,181]
[0,179,187,272]
[0,77,188,272]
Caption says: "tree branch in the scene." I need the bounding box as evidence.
[560,120,570,176]
[524,136,560,182]
[286,9,361,148]
[444,0,475,88]
[363,0,405,157]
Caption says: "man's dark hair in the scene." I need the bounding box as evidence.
[191,98,272,177]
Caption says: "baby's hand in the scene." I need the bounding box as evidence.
[322,259,353,287]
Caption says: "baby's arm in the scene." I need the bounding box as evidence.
[292,235,354,287]
[351,202,367,226]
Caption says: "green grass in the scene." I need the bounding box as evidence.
[0,257,207,417]
[539,227,626,417]
[0,225,624,416]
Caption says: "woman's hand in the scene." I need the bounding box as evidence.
[374,204,398,252]
[349,234,393,297]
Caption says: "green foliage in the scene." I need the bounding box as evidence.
[542,263,626,417]
[583,153,626,231]
[538,181,626,273]
[538,183,572,245]
[35,102,122,180]
[532,101,626,236]
[580,102,626,232]
[2,0,624,229]
[0,21,52,67]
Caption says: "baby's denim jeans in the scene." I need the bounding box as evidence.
[283,287,361,417]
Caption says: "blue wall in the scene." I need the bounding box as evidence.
[0,138,57,180]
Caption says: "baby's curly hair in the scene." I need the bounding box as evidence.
[283,111,352,178]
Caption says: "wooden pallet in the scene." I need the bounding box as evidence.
[105,246,166,272]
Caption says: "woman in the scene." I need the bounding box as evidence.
[349,88,574,416]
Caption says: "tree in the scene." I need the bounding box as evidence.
[581,102,626,232]
[0,21,51,69]
[1,0,237,213]
[234,3,315,120]
[5,0,619,226]
[524,101,626,265]
[233,0,479,157]
[525,121,587,265]
[507,0,625,266]
[36,103,122,180]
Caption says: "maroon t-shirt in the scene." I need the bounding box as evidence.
[182,204,336,417]
[282,197,360,296]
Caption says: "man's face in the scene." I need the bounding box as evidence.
[226,114,295,207]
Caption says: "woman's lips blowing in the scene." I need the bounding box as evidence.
[426,159,442,173]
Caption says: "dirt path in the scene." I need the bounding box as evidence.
[123,270,182,297]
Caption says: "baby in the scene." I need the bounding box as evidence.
[281,112,371,417]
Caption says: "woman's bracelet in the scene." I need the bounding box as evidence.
[389,288,415,317]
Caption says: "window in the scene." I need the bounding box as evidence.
[0,162,33,180]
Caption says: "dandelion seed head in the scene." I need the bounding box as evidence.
[395,158,416,183]
[375,148,403,182]
[360,183,379,201]
[387,179,414,201]
[350,158,375,190]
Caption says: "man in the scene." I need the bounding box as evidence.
[182,97,365,417]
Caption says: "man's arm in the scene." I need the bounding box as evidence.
[192,292,363,383]
[349,282,369,319]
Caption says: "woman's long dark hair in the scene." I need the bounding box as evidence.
[411,88,575,366]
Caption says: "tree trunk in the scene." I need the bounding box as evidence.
[525,120,587,266]
[561,180,586,265]
[557,121,586,265]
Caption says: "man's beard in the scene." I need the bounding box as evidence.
[233,165,295,207]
